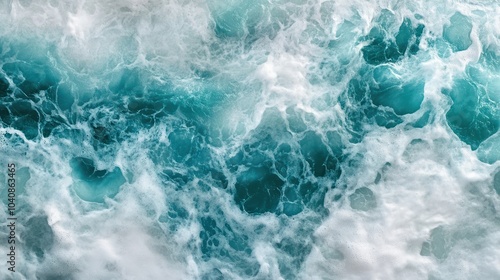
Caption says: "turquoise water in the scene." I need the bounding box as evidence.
[0,0,499,279]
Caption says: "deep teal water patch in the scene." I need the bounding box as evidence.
[443,12,473,52]
[340,64,425,143]
[154,106,343,277]
[227,109,342,216]
[361,10,424,65]
[0,74,9,96]
[410,110,433,128]
[7,100,42,139]
[70,157,126,203]
[300,131,339,177]
[235,167,284,214]
[444,61,499,150]
[0,43,75,140]
[334,11,427,144]
[3,61,60,97]
[371,65,425,115]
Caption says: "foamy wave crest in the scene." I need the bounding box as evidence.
[0,0,499,279]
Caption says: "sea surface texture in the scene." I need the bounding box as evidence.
[0,0,499,279]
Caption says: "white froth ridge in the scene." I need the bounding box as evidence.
[303,124,496,279]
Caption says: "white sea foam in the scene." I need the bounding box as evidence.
[0,0,499,279]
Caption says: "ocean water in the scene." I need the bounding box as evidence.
[0,0,499,279]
